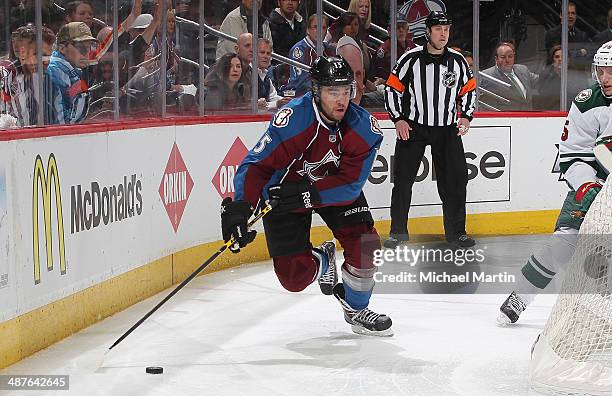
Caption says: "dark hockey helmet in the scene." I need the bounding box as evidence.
[425,11,452,28]
[310,56,356,100]
[310,56,355,86]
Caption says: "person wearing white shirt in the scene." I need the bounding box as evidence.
[256,38,291,111]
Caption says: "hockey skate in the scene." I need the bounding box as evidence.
[497,291,527,326]
[333,283,393,337]
[383,233,409,249]
[314,241,337,295]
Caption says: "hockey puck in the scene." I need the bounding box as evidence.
[146,366,163,374]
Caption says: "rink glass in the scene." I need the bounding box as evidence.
[0,0,610,129]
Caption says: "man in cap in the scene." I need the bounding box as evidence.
[46,22,98,124]
[372,13,416,80]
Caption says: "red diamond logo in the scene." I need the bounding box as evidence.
[159,143,194,232]
[212,137,249,199]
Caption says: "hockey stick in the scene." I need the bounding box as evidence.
[103,199,277,356]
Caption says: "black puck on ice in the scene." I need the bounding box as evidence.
[146,366,163,374]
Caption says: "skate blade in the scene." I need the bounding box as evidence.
[351,325,394,337]
[495,312,512,327]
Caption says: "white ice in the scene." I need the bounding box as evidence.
[1,235,560,396]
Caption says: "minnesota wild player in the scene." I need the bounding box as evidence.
[497,41,612,325]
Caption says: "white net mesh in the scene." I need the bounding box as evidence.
[530,175,612,395]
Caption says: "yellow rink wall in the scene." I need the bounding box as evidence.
[0,209,559,369]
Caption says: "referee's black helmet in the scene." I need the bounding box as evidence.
[425,11,452,28]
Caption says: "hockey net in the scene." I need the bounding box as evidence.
[530,175,612,395]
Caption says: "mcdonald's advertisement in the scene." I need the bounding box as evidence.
[5,128,180,319]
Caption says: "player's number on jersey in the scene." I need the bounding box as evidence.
[561,120,569,141]
[253,133,272,154]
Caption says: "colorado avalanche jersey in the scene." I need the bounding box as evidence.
[234,92,383,208]
[559,83,612,190]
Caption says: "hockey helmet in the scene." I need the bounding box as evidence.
[593,41,612,98]
[425,11,452,28]
[310,56,356,99]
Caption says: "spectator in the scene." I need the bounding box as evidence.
[330,12,371,78]
[256,38,290,111]
[543,2,591,101]
[128,13,154,42]
[151,8,183,95]
[46,22,98,124]
[282,14,332,97]
[347,0,371,43]
[122,43,161,112]
[461,50,473,68]
[268,0,305,58]
[166,9,177,47]
[9,0,65,34]
[95,60,113,83]
[328,12,359,48]
[593,9,612,46]
[117,6,161,88]
[372,13,416,80]
[64,1,98,35]
[363,14,415,108]
[0,24,55,126]
[202,52,251,111]
[480,42,539,111]
[216,0,273,60]
[534,44,562,110]
[173,0,201,62]
[235,32,254,64]
[544,1,590,56]
[87,0,143,66]
[331,12,368,104]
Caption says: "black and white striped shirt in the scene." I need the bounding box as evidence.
[384,46,476,127]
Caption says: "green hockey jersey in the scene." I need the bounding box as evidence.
[559,83,611,189]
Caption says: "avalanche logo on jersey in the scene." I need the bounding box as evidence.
[370,116,383,135]
[297,149,341,182]
[292,47,303,61]
[273,108,293,128]
[442,71,457,88]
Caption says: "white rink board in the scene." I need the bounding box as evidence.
[0,115,569,322]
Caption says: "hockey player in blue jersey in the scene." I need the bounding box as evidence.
[280,14,333,98]
[220,56,392,336]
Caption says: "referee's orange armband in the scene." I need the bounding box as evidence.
[386,74,405,93]
[459,78,476,96]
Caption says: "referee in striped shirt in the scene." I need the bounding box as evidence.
[383,11,477,249]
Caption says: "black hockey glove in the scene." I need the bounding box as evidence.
[220,197,257,253]
[268,179,321,214]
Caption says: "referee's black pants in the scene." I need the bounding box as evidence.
[389,121,468,241]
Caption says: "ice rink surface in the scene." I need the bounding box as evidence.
[1,235,561,396]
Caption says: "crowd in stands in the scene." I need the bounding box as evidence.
[0,0,611,129]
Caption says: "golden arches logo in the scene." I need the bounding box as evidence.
[33,154,66,284]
